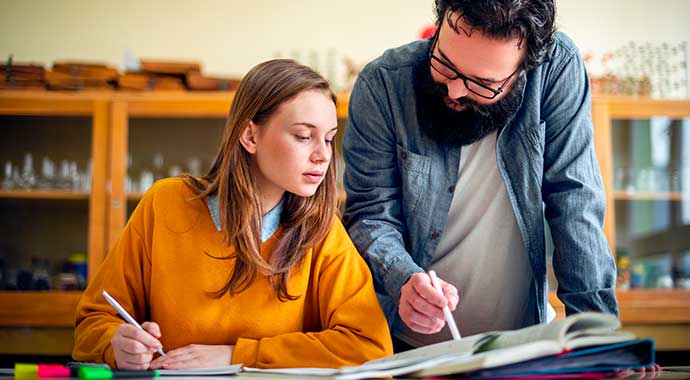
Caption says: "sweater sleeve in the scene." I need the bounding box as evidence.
[72,193,154,368]
[232,219,393,368]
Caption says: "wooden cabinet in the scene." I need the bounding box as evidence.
[0,91,109,354]
[2,90,688,354]
[107,92,232,248]
[551,97,690,350]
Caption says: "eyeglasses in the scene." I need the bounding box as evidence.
[428,29,521,100]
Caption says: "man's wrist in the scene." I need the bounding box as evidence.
[383,258,424,305]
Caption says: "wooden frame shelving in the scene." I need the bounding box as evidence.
[1,90,688,353]
[0,91,109,335]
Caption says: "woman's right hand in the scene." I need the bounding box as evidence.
[111,322,163,370]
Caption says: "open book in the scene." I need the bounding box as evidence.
[246,312,654,379]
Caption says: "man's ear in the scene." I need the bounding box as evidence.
[239,120,258,154]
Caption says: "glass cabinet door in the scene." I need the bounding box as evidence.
[125,117,225,217]
[0,115,93,293]
[611,116,690,290]
[0,94,105,355]
[107,94,231,251]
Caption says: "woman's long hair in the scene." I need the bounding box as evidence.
[183,59,337,301]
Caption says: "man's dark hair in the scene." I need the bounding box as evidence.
[434,0,556,70]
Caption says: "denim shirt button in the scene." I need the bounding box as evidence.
[449,185,455,193]
[401,151,408,160]
[431,232,440,239]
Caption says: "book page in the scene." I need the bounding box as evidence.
[479,312,621,352]
[363,334,482,366]
[157,365,242,376]
[414,340,561,378]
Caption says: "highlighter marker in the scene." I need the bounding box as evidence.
[14,363,38,379]
[79,367,160,379]
[37,364,77,377]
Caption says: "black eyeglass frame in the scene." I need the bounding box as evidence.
[428,28,522,100]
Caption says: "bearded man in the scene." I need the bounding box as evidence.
[342,0,618,352]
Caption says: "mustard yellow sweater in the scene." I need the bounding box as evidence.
[73,178,392,368]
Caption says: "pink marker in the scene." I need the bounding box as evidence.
[37,364,73,378]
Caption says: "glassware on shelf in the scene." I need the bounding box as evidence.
[636,167,655,192]
[69,161,80,191]
[64,253,87,290]
[16,269,33,290]
[36,157,56,189]
[630,264,645,289]
[30,257,51,291]
[19,153,36,189]
[80,159,93,192]
[139,170,154,192]
[54,272,79,291]
[668,170,680,192]
[168,165,183,177]
[152,153,165,181]
[56,160,72,190]
[1,161,16,190]
[187,156,202,177]
[126,175,134,192]
[656,274,674,289]
[614,166,639,193]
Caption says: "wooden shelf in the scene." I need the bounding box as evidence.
[0,291,83,327]
[617,289,690,324]
[549,289,690,324]
[597,96,690,119]
[0,189,90,200]
[613,191,689,201]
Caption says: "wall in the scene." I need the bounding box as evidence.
[1,0,689,90]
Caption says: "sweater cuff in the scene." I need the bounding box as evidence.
[104,344,117,368]
[102,325,119,368]
[232,338,259,367]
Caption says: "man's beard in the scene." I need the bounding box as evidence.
[417,67,525,146]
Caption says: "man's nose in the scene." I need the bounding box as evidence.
[446,78,470,100]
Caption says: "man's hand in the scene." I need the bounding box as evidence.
[399,272,459,334]
[149,344,234,369]
[111,322,163,370]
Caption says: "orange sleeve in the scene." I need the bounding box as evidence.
[72,193,154,368]
[232,219,393,368]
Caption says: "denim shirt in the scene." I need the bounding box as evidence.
[342,32,619,334]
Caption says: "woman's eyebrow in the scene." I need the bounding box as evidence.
[291,122,339,131]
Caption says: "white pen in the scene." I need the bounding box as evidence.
[428,270,462,340]
[102,290,166,356]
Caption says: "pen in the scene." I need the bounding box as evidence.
[102,290,166,356]
[428,270,462,340]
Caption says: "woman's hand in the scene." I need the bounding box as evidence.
[111,322,163,370]
[150,344,234,369]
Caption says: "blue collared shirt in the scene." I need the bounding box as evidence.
[207,194,283,242]
[343,32,618,335]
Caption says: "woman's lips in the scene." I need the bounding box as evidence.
[303,172,323,183]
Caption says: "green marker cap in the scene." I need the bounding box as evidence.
[79,367,113,379]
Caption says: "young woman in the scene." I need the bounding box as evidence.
[73,59,393,370]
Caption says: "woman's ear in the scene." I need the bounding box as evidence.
[239,120,258,154]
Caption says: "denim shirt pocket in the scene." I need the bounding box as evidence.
[396,144,432,215]
[520,120,546,150]
[516,120,546,183]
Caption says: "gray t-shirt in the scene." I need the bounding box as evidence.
[397,131,533,346]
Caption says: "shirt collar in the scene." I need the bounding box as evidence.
[207,194,284,243]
